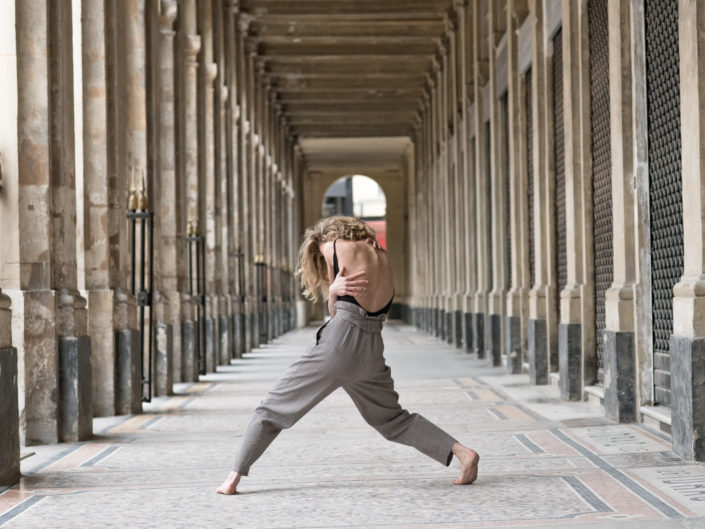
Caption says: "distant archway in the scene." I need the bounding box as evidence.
[321,174,388,249]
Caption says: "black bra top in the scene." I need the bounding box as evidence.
[333,239,394,316]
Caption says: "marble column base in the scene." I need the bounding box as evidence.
[463,312,473,353]
[506,315,522,374]
[181,320,199,382]
[219,315,230,366]
[454,310,462,348]
[251,310,260,349]
[155,322,173,397]
[474,313,485,359]
[59,336,93,442]
[445,310,453,344]
[205,318,215,374]
[489,314,502,367]
[559,323,582,401]
[116,329,141,415]
[0,346,20,486]
[528,318,549,385]
[242,311,251,353]
[259,309,269,344]
[671,336,705,460]
[232,310,243,358]
[603,330,636,422]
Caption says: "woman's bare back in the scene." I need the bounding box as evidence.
[322,238,394,313]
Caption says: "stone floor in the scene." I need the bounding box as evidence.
[2,321,705,529]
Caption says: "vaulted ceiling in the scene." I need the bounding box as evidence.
[240,0,455,142]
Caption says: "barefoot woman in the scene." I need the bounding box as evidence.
[217,216,479,494]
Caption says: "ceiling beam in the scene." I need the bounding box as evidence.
[271,76,427,91]
[251,20,445,38]
[264,58,431,76]
[258,40,439,56]
[276,89,424,101]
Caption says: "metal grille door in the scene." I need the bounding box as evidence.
[589,0,612,384]
[526,69,535,288]
[553,29,566,295]
[646,0,683,407]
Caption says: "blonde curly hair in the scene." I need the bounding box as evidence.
[294,216,377,302]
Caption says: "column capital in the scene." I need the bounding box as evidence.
[158,0,177,32]
[453,0,467,8]
[184,34,201,63]
[245,39,258,58]
[223,0,240,10]
[206,62,218,84]
[443,13,456,36]
[220,85,229,103]
[238,13,252,33]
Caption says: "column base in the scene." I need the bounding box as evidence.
[474,313,485,359]
[155,323,173,397]
[116,329,141,415]
[438,308,445,339]
[489,314,502,367]
[528,318,549,385]
[463,312,473,353]
[559,323,582,401]
[181,320,199,382]
[219,315,230,366]
[671,335,705,460]
[233,310,244,358]
[445,310,453,344]
[454,310,462,348]
[506,315,522,374]
[258,308,268,345]
[251,309,260,349]
[0,347,20,486]
[205,317,216,373]
[59,336,93,442]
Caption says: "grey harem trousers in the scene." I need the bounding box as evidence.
[232,300,458,476]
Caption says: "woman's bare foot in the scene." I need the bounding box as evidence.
[451,442,479,485]
[216,471,241,495]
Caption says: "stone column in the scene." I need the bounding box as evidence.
[471,0,489,360]
[487,5,507,368]
[155,0,178,396]
[246,39,261,349]
[506,2,529,374]
[199,0,218,374]
[0,291,19,485]
[213,1,231,367]
[237,16,254,352]
[225,4,243,358]
[601,0,638,421]
[670,0,705,460]
[83,0,121,415]
[181,0,201,381]
[527,0,551,384]
[558,0,591,401]
[449,9,465,349]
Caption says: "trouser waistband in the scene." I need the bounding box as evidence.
[334,300,386,332]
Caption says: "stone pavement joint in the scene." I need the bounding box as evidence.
[2,322,705,529]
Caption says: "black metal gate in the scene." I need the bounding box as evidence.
[646,0,683,407]
[589,0,612,385]
[526,68,535,289]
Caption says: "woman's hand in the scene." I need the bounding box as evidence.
[330,265,368,298]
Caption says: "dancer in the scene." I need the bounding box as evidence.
[217,216,479,494]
